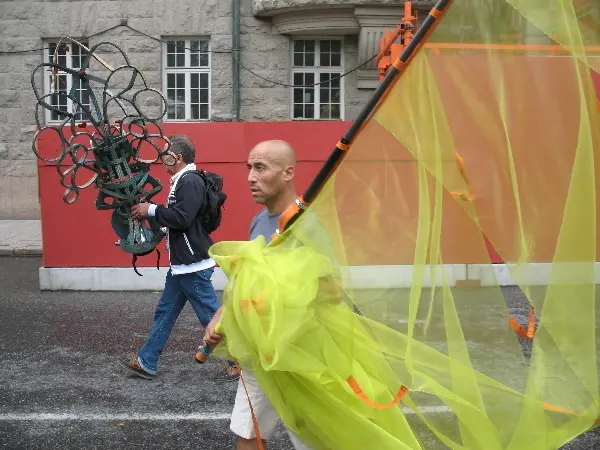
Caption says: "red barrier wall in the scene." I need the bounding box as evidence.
[37,121,349,267]
[37,66,600,270]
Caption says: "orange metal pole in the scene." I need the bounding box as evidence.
[403,0,415,46]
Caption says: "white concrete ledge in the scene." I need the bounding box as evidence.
[38,263,600,291]
[471,262,600,286]
[340,264,467,289]
[38,267,227,291]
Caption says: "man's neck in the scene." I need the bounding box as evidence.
[266,191,297,216]
[171,162,193,178]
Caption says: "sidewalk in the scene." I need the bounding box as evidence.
[0,220,42,256]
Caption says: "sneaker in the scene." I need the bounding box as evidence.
[118,354,156,380]
[194,343,212,364]
[213,361,241,383]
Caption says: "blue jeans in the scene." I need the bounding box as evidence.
[138,267,220,374]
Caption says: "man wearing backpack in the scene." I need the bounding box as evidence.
[119,134,240,382]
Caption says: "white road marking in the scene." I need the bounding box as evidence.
[406,406,451,414]
[397,319,427,324]
[0,406,451,422]
[0,412,232,421]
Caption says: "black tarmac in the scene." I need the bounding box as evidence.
[0,257,597,449]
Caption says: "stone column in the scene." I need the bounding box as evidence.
[354,6,404,89]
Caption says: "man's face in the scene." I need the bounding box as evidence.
[246,147,286,205]
[162,153,183,176]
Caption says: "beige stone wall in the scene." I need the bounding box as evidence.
[0,0,411,219]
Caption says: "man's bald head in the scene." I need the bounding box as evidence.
[246,139,297,212]
[249,139,296,168]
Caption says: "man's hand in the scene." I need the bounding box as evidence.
[203,307,224,346]
[131,203,151,220]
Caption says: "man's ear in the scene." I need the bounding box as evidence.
[283,165,295,181]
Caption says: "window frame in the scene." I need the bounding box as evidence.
[161,37,212,122]
[290,36,345,121]
[43,39,91,124]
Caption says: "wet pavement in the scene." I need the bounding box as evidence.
[0,256,294,450]
[0,256,598,449]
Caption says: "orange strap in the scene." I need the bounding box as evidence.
[336,140,350,151]
[429,8,444,20]
[297,196,308,208]
[509,306,536,339]
[276,196,310,236]
[349,375,599,424]
[347,376,408,409]
[392,59,407,72]
[542,402,600,423]
[507,306,600,423]
[240,370,265,450]
[450,152,475,201]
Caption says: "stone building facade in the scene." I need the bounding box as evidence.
[0,0,442,219]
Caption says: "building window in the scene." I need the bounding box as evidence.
[163,38,211,121]
[44,40,91,122]
[292,39,343,120]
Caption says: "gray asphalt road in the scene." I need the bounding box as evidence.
[0,256,294,450]
[0,256,597,449]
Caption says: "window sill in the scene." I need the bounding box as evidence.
[253,2,437,88]
[252,0,436,17]
[270,8,360,36]
[162,119,212,122]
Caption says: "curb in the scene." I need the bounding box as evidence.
[37,262,600,291]
[0,248,43,257]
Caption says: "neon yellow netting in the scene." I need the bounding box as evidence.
[209,1,600,448]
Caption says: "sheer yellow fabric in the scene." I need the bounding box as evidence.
[209,1,599,448]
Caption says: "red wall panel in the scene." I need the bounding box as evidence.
[37,98,600,269]
[37,121,348,267]
[592,69,600,104]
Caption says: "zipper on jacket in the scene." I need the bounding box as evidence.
[183,233,195,255]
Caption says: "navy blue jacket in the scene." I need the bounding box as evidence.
[153,171,213,264]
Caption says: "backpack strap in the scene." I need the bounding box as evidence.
[178,169,209,212]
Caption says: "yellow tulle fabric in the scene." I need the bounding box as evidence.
[209,1,600,448]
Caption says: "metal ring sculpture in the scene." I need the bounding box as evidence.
[30,39,177,274]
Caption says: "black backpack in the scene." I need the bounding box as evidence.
[186,169,227,234]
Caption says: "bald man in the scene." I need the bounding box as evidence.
[203,140,313,450]
[247,139,298,238]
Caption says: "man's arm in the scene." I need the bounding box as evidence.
[149,175,205,230]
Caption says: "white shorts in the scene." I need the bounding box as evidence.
[230,370,313,450]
